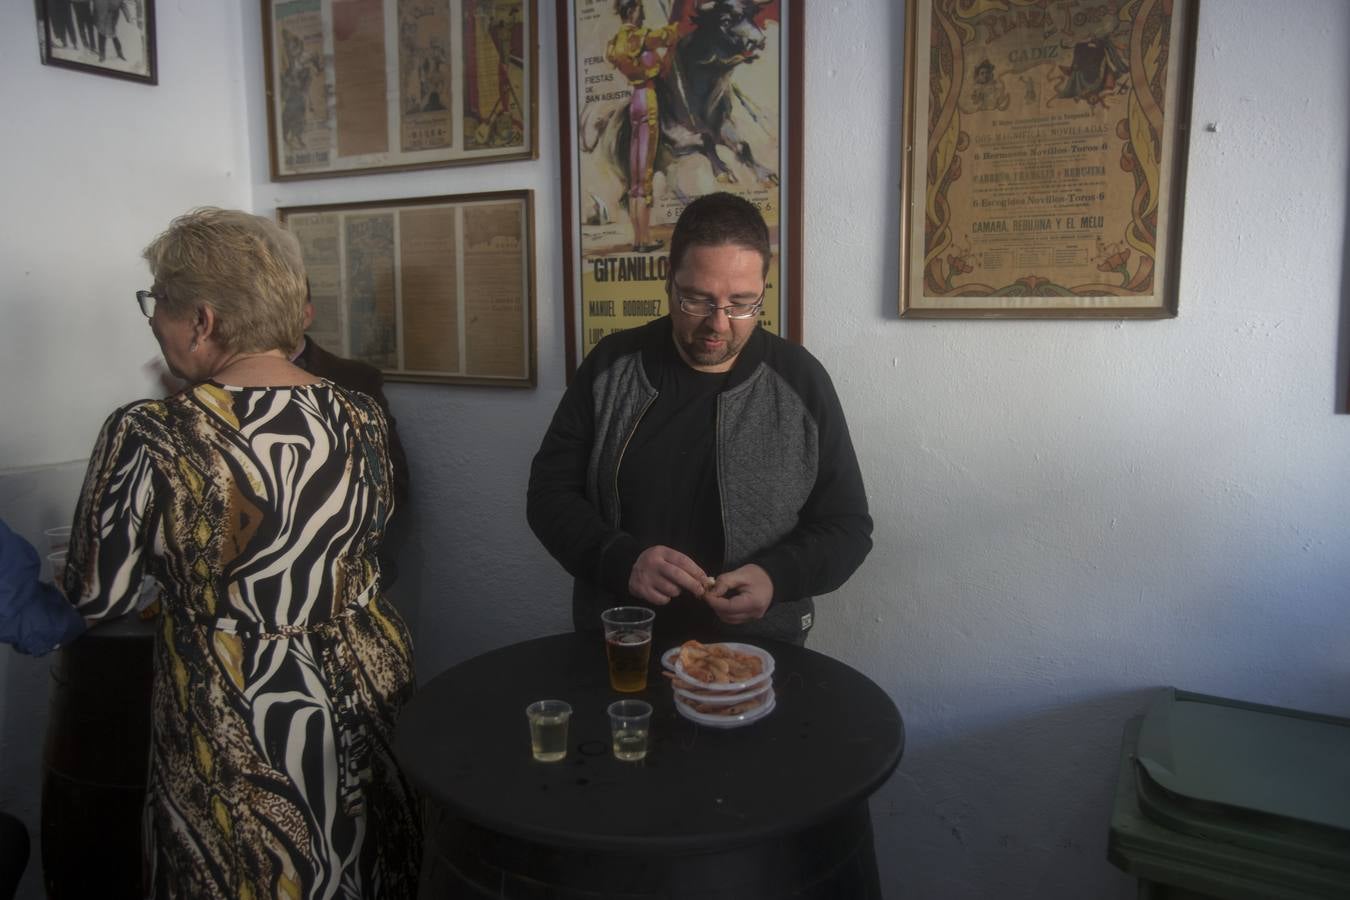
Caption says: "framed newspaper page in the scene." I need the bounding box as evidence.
[899,0,1198,318]
[557,0,804,378]
[36,0,157,85]
[279,191,536,387]
[262,0,538,180]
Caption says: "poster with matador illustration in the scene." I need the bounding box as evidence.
[562,0,802,369]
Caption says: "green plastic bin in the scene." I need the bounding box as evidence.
[1108,689,1350,899]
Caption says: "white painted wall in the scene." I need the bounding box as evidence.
[1,5,256,470]
[811,3,1350,896]
[1,2,1348,898]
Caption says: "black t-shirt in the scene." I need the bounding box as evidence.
[617,344,727,638]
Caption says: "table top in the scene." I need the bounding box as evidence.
[395,632,904,852]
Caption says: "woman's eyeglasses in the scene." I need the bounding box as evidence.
[135,290,161,318]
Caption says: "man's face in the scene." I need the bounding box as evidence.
[668,243,765,373]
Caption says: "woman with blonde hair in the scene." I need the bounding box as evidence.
[41,208,420,897]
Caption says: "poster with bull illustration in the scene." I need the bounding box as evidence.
[899,0,1197,317]
[560,0,802,372]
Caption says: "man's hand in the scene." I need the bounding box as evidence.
[628,546,710,606]
[703,564,773,624]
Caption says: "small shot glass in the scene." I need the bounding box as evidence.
[608,699,653,762]
[526,700,572,763]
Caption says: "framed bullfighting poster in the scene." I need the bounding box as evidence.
[278,191,536,387]
[262,0,538,180]
[899,0,1198,318]
[558,0,803,377]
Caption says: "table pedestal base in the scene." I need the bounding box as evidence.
[419,801,882,899]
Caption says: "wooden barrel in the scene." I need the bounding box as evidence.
[41,613,155,900]
[0,810,28,900]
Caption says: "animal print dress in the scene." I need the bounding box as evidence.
[64,381,421,899]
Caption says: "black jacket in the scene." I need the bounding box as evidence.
[527,318,872,643]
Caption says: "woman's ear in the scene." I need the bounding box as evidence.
[195,305,218,342]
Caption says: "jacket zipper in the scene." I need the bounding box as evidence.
[715,394,728,564]
[612,393,657,524]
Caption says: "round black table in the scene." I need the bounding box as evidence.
[395,632,904,899]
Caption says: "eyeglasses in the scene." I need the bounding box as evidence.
[135,289,161,318]
[675,291,764,320]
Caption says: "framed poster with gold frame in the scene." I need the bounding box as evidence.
[278,191,536,387]
[899,0,1198,318]
[557,0,803,378]
[262,0,538,180]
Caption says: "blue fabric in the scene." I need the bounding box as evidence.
[0,520,85,656]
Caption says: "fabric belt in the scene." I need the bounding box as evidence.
[190,577,379,639]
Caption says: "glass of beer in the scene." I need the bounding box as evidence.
[601,606,655,692]
[525,700,572,762]
[608,699,652,762]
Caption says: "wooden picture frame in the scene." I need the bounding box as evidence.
[278,191,537,387]
[36,0,157,85]
[557,0,804,378]
[262,0,538,180]
[899,0,1198,318]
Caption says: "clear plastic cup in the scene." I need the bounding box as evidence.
[526,700,572,762]
[44,526,71,553]
[46,550,68,584]
[601,606,655,692]
[608,699,653,762]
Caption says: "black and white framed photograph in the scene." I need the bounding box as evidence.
[36,0,157,85]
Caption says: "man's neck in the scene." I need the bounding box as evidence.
[289,335,308,363]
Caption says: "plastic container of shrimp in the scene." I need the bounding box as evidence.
[660,643,774,692]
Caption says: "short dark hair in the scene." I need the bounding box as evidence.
[667,192,772,281]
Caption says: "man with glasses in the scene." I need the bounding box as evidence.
[528,192,871,644]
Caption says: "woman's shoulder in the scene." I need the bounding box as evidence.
[83,396,182,462]
[104,396,174,430]
[104,386,235,440]
[320,380,387,427]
